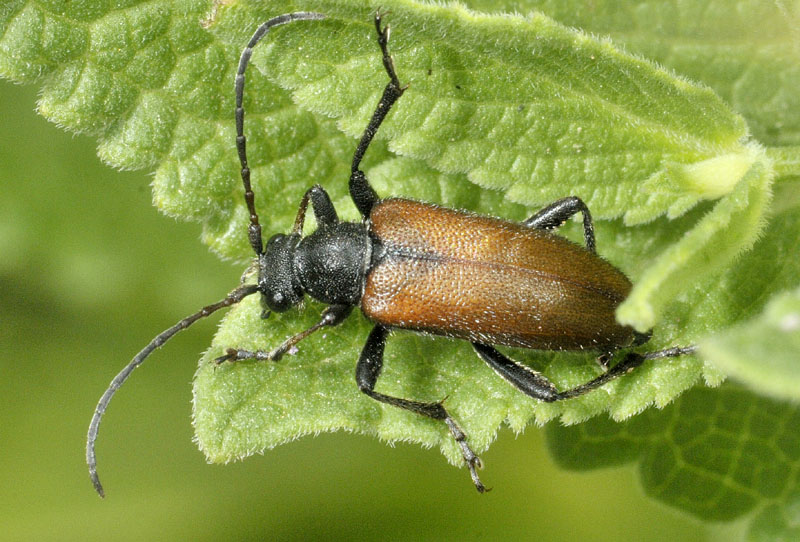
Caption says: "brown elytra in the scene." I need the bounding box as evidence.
[363,198,635,351]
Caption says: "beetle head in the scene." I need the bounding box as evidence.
[258,233,304,313]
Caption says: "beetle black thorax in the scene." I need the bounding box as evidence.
[292,221,371,306]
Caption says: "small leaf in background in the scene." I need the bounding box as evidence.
[701,287,800,402]
[462,0,800,149]
[546,384,800,540]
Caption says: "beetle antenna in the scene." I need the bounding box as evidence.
[87,283,259,497]
[235,12,326,255]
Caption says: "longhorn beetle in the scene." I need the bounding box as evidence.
[87,11,696,496]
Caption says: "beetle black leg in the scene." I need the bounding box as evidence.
[216,304,352,364]
[472,343,560,401]
[349,13,407,218]
[524,196,596,253]
[357,325,487,493]
[293,184,339,235]
[473,343,696,402]
[552,351,649,401]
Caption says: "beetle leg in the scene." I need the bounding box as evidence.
[215,304,352,364]
[474,342,638,402]
[558,345,697,399]
[357,325,487,493]
[473,344,560,401]
[349,13,407,218]
[474,343,696,402]
[474,342,639,402]
[523,196,596,253]
[293,184,339,235]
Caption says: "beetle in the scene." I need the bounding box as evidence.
[87,11,696,496]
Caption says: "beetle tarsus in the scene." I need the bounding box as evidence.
[219,305,354,364]
[644,345,697,360]
[374,12,402,90]
[445,417,488,493]
[215,347,274,364]
[214,348,238,364]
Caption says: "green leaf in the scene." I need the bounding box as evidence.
[546,384,800,540]
[461,0,800,149]
[700,287,800,402]
[617,152,773,331]
[256,0,750,226]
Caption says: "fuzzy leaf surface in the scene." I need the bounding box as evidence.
[462,0,800,149]
[256,0,752,225]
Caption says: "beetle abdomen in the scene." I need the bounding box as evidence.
[362,199,635,350]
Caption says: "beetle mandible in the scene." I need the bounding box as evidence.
[87,11,696,496]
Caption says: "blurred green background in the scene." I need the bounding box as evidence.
[1,80,723,541]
